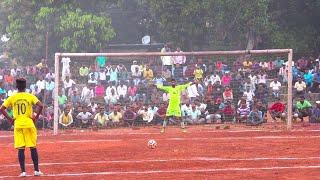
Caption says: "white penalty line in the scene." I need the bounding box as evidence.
[1,156,320,168]
[1,165,320,178]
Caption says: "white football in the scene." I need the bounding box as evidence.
[148,140,157,149]
[281,113,286,117]
[293,113,299,118]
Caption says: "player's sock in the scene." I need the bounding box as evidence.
[30,148,39,172]
[18,149,26,172]
[162,119,168,128]
[180,120,185,129]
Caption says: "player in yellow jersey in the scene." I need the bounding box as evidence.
[154,79,196,133]
[0,78,44,177]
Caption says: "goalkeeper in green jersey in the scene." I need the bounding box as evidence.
[154,79,196,133]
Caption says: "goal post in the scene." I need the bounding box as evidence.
[53,49,293,135]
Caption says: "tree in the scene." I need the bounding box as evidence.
[0,0,116,65]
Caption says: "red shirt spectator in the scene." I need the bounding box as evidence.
[269,102,285,112]
[222,73,232,86]
[95,84,105,97]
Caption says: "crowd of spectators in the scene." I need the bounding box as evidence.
[0,47,319,130]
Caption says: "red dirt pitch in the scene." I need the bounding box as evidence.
[0,123,320,179]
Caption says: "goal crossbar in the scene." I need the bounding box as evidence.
[53,49,293,135]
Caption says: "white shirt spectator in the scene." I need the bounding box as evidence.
[88,103,98,113]
[104,93,119,103]
[61,57,71,68]
[257,74,267,84]
[163,92,170,102]
[248,74,257,84]
[259,62,269,69]
[46,73,55,80]
[181,104,192,114]
[138,108,154,122]
[7,89,17,97]
[117,85,127,97]
[210,75,221,85]
[270,81,282,91]
[106,86,117,97]
[11,68,20,77]
[187,84,200,98]
[76,112,92,123]
[243,91,255,101]
[36,79,46,90]
[98,71,107,81]
[131,63,140,73]
[64,79,76,89]
[81,87,94,102]
[294,81,306,91]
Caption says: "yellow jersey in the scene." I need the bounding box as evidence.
[3,92,39,128]
[194,69,203,79]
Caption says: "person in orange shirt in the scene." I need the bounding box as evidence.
[223,86,233,102]
[4,70,14,87]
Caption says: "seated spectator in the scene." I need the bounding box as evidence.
[70,91,81,104]
[221,72,232,86]
[88,74,98,85]
[162,91,170,102]
[248,72,257,85]
[137,105,154,124]
[269,97,285,122]
[98,67,107,86]
[294,77,306,97]
[303,69,313,92]
[76,106,93,128]
[151,89,162,103]
[256,101,267,122]
[108,106,123,127]
[310,101,320,123]
[210,71,221,85]
[59,107,73,128]
[180,89,190,104]
[274,56,285,70]
[193,65,204,80]
[79,64,89,83]
[104,88,119,104]
[255,85,268,104]
[63,76,76,96]
[128,82,137,102]
[270,78,281,98]
[153,74,166,86]
[187,81,202,100]
[186,103,205,124]
[205,99,221,123]
[312,70,320,93]
[122,105,137,126]
[242,57,252,75]
[142,64,154,84]
[162,66,171,80]
[81,84,94,104]
[118,64,129,85]
[257,70,267,86]
[222,101,235,122]
[243,86,255,103]
[94,107,109,128]
[295,96,312,122]
[236,102,250,123]
[223,86,233,102]
[247,106,263,126]
[174,64,184,83]
[185,64,196,79]
[135,82,147,102]
[206,81,214,95]
[0,106,13,130]
[155,103,167,125]
[95,81,105,97]
[88,98,98,113]
[131,66,142,86]
[117,80,127,102]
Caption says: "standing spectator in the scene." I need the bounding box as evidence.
[242,57,252,75]
[59,107,73,128]
[221,72,232,87]
[310,101,320,123]
[173,47,186,66]
[270,78,282,98]
[63,76,76,96]
[61,57,71,81]
[185,64,196,79]
[161,43,173,69]
[130,61,140,73]
[243,78,255,92]
[118,64,129,85]
[187,81,202,100]
[297,57,308,71]
[294,77,307,97]
[278,64,287,83]
[96,52,106,68]
[274,56,285,70]
[248,72,257,85]
[98,68,107,86]
[153,74,166,86]
[312,70,320,92]
[128,82,137,102]
[36,76,46,91]
[109,65,118,86]
[76,106,93,128]
[295,96,312,122]
[143,64,154,84]
[79,64,89,83]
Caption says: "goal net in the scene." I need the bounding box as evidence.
[52,49,293,135]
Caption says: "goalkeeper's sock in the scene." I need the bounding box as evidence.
[18,149,26,173]
[180,120,185,129]
[162,119,168,128]
[30,148,39,172]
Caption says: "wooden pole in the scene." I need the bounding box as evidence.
[287,49,293,129]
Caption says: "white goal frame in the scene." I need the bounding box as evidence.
[54,49,293,135]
